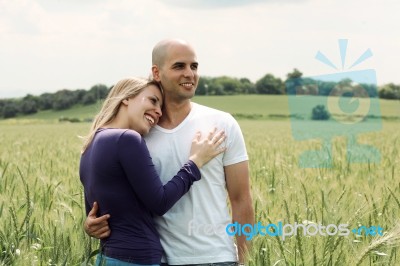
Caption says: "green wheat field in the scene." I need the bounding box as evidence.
[0,95,399,265]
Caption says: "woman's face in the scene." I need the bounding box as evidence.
[125,84,163,135]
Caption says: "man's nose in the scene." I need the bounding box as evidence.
[183,66,194,78]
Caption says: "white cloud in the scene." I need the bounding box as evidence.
[0,0,399,98]
[160,0,306,9]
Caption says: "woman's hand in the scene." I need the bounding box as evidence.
[189,128,226,168]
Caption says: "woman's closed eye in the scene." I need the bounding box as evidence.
[150,96,161,107]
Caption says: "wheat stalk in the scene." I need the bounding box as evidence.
[355,222,400,266]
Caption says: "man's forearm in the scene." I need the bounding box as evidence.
[232,198,254,263]
[225,161,254,264]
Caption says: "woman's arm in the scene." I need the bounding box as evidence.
[118,129,223,215]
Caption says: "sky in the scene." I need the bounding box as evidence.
[1,0,399,99]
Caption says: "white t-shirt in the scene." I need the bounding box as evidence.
[144,102,249,265]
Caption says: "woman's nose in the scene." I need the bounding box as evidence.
[155,106,162,117]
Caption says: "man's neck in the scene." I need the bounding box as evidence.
[158,100,192,129]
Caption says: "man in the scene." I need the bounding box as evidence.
[85,39,254,265]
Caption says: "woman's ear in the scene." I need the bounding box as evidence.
[122,99,129,106]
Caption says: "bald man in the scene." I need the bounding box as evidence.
[85,39,254,266]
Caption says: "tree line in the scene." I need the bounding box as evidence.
[0,84,109,119]
[1,69,399,119]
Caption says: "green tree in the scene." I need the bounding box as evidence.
[73,89,87,104]
[211,83,225,95]
[360,83,378,98]
[317,80,337,96]
[196,77,213,95]
[20,99,38,114]
[285,69,304,96]
[52,89,75,110]
[20,94,39,114]
[255,74,284,94]
[312,105,330,120]
[286,68,303,80]
[0,99,6,117]
[2,102,18,118]
[202,78,226,95]
[239,78,256,94]
[38,93,54,110]
[213,76,242,95]
[379,83,400,100]
[89,84,109,101]
[81,93,96,105]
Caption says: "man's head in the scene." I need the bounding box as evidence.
[151,39,199,102]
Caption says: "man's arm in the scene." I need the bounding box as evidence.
[225,161,254,264]
[84,202,111,239]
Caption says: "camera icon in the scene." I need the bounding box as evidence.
[286,69,382,168]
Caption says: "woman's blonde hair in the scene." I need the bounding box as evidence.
[81,77,162,153]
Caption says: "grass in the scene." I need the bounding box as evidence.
[0,95,399,265]
[242,119,400,265]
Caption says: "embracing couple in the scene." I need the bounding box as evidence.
[79,38,254,266]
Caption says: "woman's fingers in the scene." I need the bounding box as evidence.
[195,128,226,148]
[212,130,225,144]
[195,131,202,141]
[215,133,226,145]
[207,127,217,141]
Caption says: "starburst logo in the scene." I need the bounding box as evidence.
[286,39,382,168]
[315,39,373,70]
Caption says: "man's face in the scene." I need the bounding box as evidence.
[157,43,199,102]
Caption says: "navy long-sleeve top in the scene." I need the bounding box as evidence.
[79,128,201,264]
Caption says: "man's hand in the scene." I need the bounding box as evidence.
[84,201,111,239]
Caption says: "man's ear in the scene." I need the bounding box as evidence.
[152,65,161,82]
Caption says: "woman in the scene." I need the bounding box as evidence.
[79,77,225,266]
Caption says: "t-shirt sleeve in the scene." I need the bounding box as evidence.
[117,130,201,216]
[223,114,249,166]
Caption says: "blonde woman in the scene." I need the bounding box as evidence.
[79,77,225,266]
